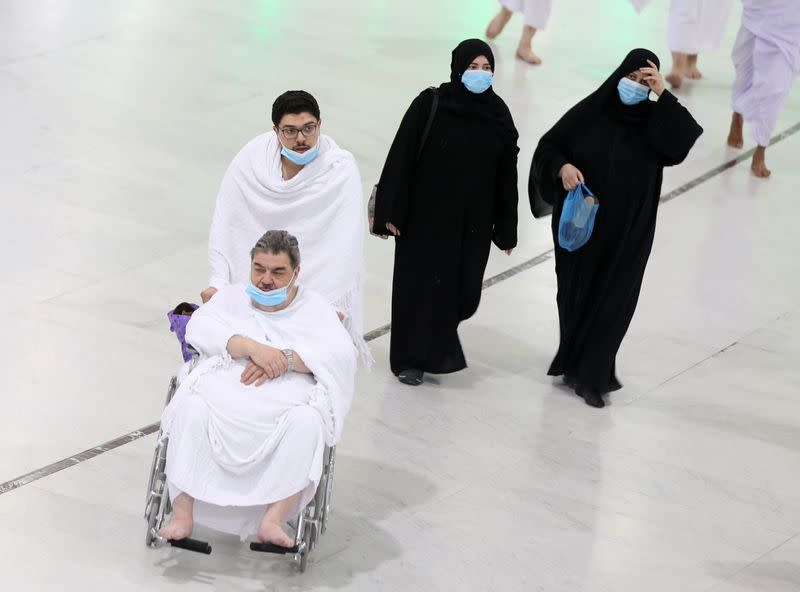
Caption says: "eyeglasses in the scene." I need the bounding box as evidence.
[279,123,318,140]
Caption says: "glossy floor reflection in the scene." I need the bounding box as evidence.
[1,0,799,590]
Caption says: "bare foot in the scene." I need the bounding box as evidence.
[686,66,702,79]
[158,494,194,540]
[486,8,512,39]
[751,146,771,178]
[257,519,295,548]
[666,70,683,89]
[686,54,702,79]
[727,112,744,149]
[516,47,542,65]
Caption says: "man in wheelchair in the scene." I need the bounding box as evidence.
[158,229,356,547]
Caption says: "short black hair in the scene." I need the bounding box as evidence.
[271,91,320,126]
[251,230,301,268]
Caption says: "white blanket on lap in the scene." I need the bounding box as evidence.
[207,132,371,365]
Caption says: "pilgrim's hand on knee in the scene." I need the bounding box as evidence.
[559,163,584,190]
[201,287,218,303]
[386,222,400,236]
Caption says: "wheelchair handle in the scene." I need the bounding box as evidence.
[169,537,212,554]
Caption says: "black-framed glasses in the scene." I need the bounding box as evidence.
[279,123,318,139]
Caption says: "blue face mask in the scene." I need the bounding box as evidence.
[617,77,650,105]
[280,142,319,166]
[247,273,296,307]
[461,70,493,94]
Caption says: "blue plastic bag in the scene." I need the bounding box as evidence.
[558,183,599,252]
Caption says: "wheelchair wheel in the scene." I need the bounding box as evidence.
[144,436,169,548]
[145,498,159,546]
[320,449,336,534]
[145,476,167,546]
[299,523,313,572]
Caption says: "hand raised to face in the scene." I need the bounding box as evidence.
[639,59,665,96]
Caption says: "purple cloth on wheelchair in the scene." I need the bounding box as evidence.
[167,303,199,362]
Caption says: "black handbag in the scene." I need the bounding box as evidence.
[528,158,554,218]
[368,88,440,232]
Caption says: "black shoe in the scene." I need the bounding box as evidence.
[577,385,605,408]
[398,369,424,386]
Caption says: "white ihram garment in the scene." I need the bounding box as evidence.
[499,0,553,29]
[161,285,356,539]
[207,132,371,366]
[731,0,800,146]
[668,0,733,54]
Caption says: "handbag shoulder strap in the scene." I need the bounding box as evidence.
[416,87,439,161]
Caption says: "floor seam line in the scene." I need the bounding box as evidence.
[704,531,800,592]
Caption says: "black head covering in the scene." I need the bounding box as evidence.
[449,38,495,83]
[584,48,661,125]
[528,48,663,215]
[437,39,517,143]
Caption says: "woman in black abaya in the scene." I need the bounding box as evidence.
[530,48,703,408]
[372,39,519,386]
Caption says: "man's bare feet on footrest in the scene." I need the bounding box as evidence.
[257,519,295,548]
[158,493,194,540]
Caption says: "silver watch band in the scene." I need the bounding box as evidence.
[282,349,294,372]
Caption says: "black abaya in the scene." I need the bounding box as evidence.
[530,48,703,393]
[373,39,519,376]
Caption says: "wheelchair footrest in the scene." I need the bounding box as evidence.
[250,541,300,554]
[169,537,212,554]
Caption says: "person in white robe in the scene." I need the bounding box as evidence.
[665,0,734,88]
[485,0,553,64]
[202,90,371,365]
[159,230,357,546]
[727,0,800,177]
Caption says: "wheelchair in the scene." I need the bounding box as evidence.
[143,363,337,572]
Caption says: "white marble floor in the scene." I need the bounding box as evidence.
[2,0,800,590]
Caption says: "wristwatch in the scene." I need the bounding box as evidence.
[282,349,294,372]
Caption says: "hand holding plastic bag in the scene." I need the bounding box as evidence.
[558,183,599,252]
